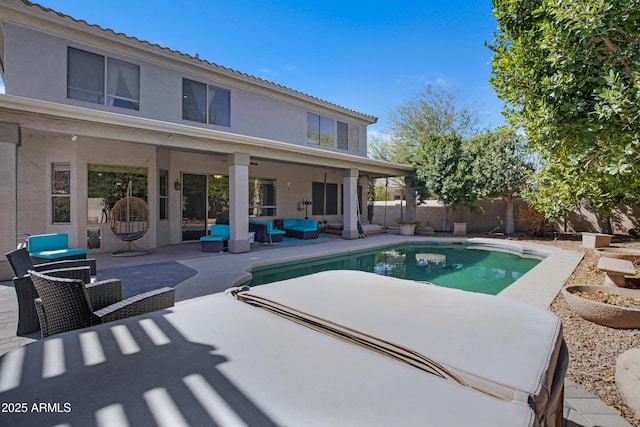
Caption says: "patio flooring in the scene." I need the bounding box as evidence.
[0,232,633,426]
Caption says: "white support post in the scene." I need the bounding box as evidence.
[228,153,250,253]
[0,123,20,280]
[342,168,359,240]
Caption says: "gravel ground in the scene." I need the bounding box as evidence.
[522,235,640,425]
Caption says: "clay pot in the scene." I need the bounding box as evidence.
[562,285,640,329]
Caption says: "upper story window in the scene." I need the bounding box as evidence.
[307,113,360,153]
[307,113,334,147]
[182,78,231,127]
[67,47,140,110]
[338,121,360,152]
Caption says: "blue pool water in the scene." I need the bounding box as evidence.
[245,243,543,295]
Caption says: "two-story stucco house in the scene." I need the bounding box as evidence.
[0,0,413,279]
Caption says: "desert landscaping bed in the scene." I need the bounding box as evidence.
[523,235,640,424]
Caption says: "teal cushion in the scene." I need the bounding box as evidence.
[28,233,69,252]
[31,248,87,259]
[200,236,226,242]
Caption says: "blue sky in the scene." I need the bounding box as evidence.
[4,0,504,137]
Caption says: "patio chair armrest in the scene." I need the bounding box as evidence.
[86,279,123,310]
[92,287,175,324]
[37,266,92,284]
[33,258,97,276]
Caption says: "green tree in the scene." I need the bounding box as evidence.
[370,84,479,165]
[373,185,391,201]
[489,0,640,220]
[468,127,534,234]
[208,176,229,223]
[413,133,481,229]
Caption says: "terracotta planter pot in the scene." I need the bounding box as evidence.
[562,285,640,329]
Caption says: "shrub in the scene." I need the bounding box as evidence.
[517,205,549,237]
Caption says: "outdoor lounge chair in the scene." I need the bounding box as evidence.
[6,247,97,277]
[11,265,121,337]
[6,248,103,336]
[29,269,176,337]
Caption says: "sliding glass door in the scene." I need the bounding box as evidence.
[181,173,230,242]
[181,173,207,241]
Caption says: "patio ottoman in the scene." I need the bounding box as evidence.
[199,236,226,252]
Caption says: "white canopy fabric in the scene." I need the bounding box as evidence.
[0,270,566,426]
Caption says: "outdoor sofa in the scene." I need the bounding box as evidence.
[249,220,286,243]
[282,218,319,239]
[27,233,87,263]
[199,224,230,252]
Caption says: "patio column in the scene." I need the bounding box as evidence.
[405,175,416,222]
[0,123,20,280]
[228,152,250,253]
[342,168,359,240]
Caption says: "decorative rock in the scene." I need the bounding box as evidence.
[616,348,640,421]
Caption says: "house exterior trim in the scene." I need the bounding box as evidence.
[0,94,412,177]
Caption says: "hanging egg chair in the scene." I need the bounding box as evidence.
[110,181,150,256]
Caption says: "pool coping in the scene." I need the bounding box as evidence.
[173,235,584,309]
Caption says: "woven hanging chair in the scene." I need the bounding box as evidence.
[110,182,150,255]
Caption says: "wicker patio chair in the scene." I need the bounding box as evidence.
[5,247,34,277]
[12,266,121,337]
[6,247,98,277]
[29,270,175,337]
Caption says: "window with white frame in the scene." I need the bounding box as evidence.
[337,121,359,152]
[52,163,71,223]
[159,169,169,221]
[307,113,359,152]
[307,113,334,147]
[312,181,338,215]
[182,78,231,127]
[249,178,276,217]
[67,47,140,110]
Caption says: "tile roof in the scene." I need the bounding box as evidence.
[16,0,377,123]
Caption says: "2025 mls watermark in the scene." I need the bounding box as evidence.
[2,402,72,413]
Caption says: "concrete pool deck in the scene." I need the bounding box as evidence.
[0,233,633,426]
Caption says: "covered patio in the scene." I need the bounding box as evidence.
[0,96,413,281]
[0,96,412,270]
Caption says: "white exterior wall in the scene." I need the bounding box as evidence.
[15,132,158,253]
[4,23,369,157]
[3,124,381,274]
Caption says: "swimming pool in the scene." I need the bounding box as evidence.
[245,243,544,295]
